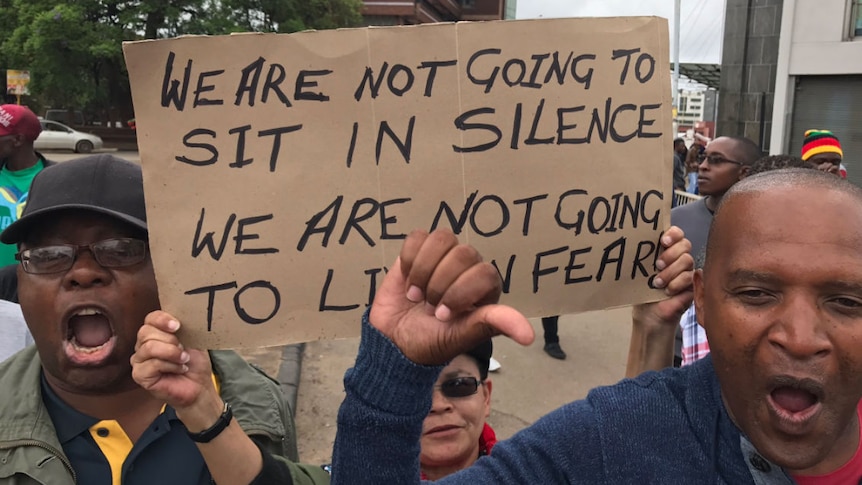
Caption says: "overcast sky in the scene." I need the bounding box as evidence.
[516,0,726,64]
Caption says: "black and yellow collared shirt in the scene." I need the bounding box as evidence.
[40,375,212,485]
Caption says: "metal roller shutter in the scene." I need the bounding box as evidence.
[789,75,862,186]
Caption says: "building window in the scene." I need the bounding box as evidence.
[852,0,862,38]
[857,0,862,36]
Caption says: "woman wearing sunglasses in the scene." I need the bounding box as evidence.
[420,340,495,481]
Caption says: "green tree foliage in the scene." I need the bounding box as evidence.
[0,0,364,121]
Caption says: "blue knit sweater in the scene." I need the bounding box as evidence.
[332,313,798,484]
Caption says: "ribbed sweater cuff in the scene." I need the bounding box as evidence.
[344,308,443,417]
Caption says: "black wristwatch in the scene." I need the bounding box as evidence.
[187,401,233,443]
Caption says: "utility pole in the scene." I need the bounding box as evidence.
[673,0,681,122]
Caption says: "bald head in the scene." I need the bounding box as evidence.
[728,166,860,195]
[722,136,762,166]
[693,171,862,474]
[704,168,862,270]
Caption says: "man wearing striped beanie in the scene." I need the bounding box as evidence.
[801,129,846,178]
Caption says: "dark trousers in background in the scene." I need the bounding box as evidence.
[542,316,559,344]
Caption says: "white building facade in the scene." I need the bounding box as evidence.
[678,90,706,126]
[771,0,862,184]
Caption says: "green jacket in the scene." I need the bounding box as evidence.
[0,346,330,484]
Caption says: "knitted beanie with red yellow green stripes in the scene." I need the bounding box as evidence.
[801,129,843,161]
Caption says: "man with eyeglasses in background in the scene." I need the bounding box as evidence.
[662,136,761,368]
[625,152,813,377]
[666,131,844,368]
[0,155,330,484]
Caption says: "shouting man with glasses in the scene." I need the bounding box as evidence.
[0,155,330,484]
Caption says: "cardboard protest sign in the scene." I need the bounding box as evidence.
[123,17,672,349]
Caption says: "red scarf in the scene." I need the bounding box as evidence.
[420,423,497,480]
[479,422,497,456]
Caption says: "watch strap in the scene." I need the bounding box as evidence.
[187,401,233,443]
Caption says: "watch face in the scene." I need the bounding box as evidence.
[321,464,332,475]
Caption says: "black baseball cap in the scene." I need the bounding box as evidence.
[465,339,493,381]
[0,154,147,244]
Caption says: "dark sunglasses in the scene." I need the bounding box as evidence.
[436,377,483,399]
[701,154,742,166]
[16,238,148,274]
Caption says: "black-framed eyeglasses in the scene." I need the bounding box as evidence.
[435,377,483,399]
[15,238,148,274]
[702,154,743,166]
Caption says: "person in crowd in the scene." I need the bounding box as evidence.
[0,263,18,302]
[319,341,500,479]
[672,138,687,206]
[629,154,814,374]
[667,135,761,366]
[0,107,55,355]
[684,144,704,194]
[0,155,330,484]
[0,106,58,362]
[674,136,760,271]
[541,142,696,365]
[540,315,565,360]
[330,168,862,483]
[624,229,693,377]
[0,299,30,362]
[749,154,814,175]
[676,154,816,366]
[420,340,495,480]
[0,104,55,268]
[801,129,844,177]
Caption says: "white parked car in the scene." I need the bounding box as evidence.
[34,120,104,153]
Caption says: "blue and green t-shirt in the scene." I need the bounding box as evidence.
[0,159,45,265]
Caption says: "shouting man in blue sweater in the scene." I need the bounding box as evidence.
[332,168,862,484]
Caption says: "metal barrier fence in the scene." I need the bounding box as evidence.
[674,190,703,206]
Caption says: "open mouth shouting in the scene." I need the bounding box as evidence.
[766,376,825,434]
[64,307,117,365]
